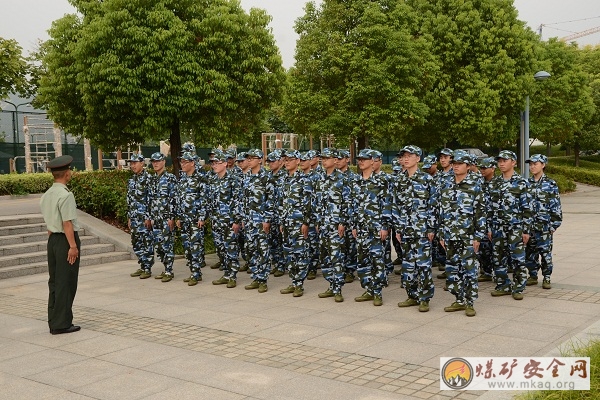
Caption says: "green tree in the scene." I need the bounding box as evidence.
[286,0,438,149]
[573,45,600,165]
[0,38,30,101]
[35,0,285,170]
[530,39,595,165]
[406,0,540,149]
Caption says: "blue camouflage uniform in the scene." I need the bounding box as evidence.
[267,149,287,275]
[241,149,273,287]
[305,150,322,278]
[393,145,437,307]
[351,149,392,302]
[209,150,242,283]
[338,150,359,281]
[488,150,532,297]
[437,151,486,310]
[126,154,154,274]
[279,150,313,292]
[525,154,562,287]
[476,157,496,280]
[177,152,208,282]
[235,152,248,266]
[314,148,349,296]
[149,152,177,278]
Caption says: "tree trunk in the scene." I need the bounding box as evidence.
[357,135,368,150]
[170,118,182,175]
[546,143,551,157]
[574,142,580,167]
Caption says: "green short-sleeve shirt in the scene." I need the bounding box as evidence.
[40,183,80,233]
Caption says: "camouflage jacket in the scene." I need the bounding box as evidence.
[268,168,287,223]
[150,171,177,221]
[349,172,391,232]
[176,169,207,221]
[313,169,349,227]
[488,172,532,233]
[528,174,562,232]
[392,169,438,238]
[209,170,242,223]
[279,170,313,225]
[437,175,487,242]
[127,170,152,220]
[241,167,273,224]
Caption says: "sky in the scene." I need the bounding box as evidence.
[0,0,599,69]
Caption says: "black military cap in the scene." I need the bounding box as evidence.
[47,155,73,171]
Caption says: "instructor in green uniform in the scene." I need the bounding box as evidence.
[40,155,81,335]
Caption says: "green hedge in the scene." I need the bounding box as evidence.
[0,173,53,195]
[546,164,600,188]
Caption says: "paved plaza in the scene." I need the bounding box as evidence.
[0,185,599,400]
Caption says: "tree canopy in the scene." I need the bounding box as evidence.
[0,37,30,102]
[35,0,286,167]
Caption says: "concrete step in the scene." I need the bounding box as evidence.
[0,243,117,268]
[0,223,47,236]
[0,214,45,228]
[0,236,99,257]
[0,252,133,279]
[0,231,49,246]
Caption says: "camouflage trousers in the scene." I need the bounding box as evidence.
[432,235,446,266]
[152,218,174,274]
[491,226,527,294]
[318,225,345,294]
[180,219,205,279]
[391,227,402,261]
[400,237,434,302]
[244,222,270,283]
[212,218,240,281]
[281,220,310,287]
[355,229,387,296]
[525,231,554,281]
[238,226,247,261]
[269,220,285,273]
[384,236,393,275]
[342,228,358,274]
[478,237,494,277]
[130,217,154,272]
[445,239,478,306]
[307,225,319,274]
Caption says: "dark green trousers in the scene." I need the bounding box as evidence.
[47,232,80,330]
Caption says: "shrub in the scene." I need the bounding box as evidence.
[0,173,53,195]
[545,165,600,188]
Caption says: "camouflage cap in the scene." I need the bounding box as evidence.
[211,149,228,162]
[478,157,497,169]
[306,149,320,158]
[468,154,479,165]
[285,149,301,159]
[392,158,402,172]
[180,152,196,162]
[495,150,517,161]
[321,148,338,158]
[126,153,145,162]
[337,149,350,159]
[150,152,166,161]
[266,149,283,162]
[181,143,196,153]
[451,150,473,165]
[525,154,548,164]
[398,145,422,157]
[246,149,264,159]
[438,148,454,157]
[236,152,247,162]
[299,151,311,161]
[208,148,217,155]
[371,150,383,160]
[356,148,374,159]
[225,149,236,159]
[421,155,437,169]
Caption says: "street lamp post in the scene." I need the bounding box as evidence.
[1,100,31,162]
[521,71,551,178]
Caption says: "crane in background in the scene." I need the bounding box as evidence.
[538,16,600,42]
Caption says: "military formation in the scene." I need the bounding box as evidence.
[126,145,562,317]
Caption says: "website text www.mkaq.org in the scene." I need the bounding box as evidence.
[486,380,576,390]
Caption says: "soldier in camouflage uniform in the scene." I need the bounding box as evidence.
[241,149,273,293]
[235,152,249,270]
[488,150,532,300]
[149,152,177,282]
[372,150,394,277]
[127,153,155,279]
[434,149,453,277]
[177,152,208,286]
[393,145,437,312]
[437,151,486,317]
[278,150,313,297]
[300,151,320,280]
[477,157,497,282]
[314,148,349,302]
[421,155,438,177]
[266,149,287,277]
[209,150,242,288]
[351,149,391,306]
[525,154,562,289]
[336,149,359,283]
